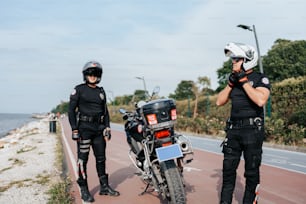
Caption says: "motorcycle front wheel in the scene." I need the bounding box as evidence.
[160,160,186,204]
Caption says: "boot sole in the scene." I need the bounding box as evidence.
[81,198,95,202]
[99,192,120,196]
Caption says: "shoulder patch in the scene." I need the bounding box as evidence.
[71,89,76,95]
[262,77,269,85]
[99,93,104,100]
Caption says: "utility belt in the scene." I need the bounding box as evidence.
[79,114,104,123]
[226,117,263,130]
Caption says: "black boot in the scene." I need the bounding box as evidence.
[99,174,120,196]
[77,178,94,202]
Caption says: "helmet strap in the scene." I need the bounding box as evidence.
[241,69,253,74]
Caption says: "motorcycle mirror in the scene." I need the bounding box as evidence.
[122,114,128,120]
[119,108,126,114]
[151,86,160,98]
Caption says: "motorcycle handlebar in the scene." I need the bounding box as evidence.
[121,110,140,121]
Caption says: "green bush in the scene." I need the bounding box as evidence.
[109,77,306,147]
[288,106,306,126]
[175,76,306,146]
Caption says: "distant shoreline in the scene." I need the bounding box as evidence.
[0,118,59,203]
[0,113,39,139]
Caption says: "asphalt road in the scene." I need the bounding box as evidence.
[60,118,306,204]
[112,123,306,175]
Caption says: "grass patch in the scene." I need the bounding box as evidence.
[17,145,37,154]
[0,166,13,174]
[0,158,25,173]
[47,178,73,204]
[35,173,50,185]
[10,158,25,166]
[0,178,33,192]
[47,121,73,203]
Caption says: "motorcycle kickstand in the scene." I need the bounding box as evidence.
[139,183,150,196]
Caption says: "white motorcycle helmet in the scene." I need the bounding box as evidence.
[224,42,258,71]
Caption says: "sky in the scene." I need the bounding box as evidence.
[0,0,305,114]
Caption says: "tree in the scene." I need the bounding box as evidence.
[263,39,306,82]
[52,101,69,113]
[133,90,147,102]
[169,80,195,100]
[216,60,235,92]
[192,76,211,119]
[114,95,133,105]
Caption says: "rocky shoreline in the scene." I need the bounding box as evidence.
[0,118,60,203]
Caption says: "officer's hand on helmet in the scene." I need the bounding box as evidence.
[235,70,248,84]
[103,127,111,141]
[228,72,237,88]
[72,130,80,141]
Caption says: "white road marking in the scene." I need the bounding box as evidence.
[290,163,306,169]
[60,122,77,177]
[60,121,85,204]
[184,167,202,172]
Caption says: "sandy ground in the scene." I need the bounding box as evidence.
[0,118,60,204]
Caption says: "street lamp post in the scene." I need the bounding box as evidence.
[237,24,263,74]
[107,90,114,104]
[135,76,148,97]
[237,24,271,117]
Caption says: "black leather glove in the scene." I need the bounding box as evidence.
[235,70,248,84]
[228,73,237,88]
[103,127,111,140]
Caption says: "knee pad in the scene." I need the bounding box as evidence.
[222,145,241,173]
[96,156,106,176]
[244,149,262,183]
[223,155,240,173]
[96,155,106,164]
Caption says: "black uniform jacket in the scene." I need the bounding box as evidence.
[68,83,110,131]
[230,72,271,119]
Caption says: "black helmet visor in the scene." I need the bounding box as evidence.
[84,67,102,77]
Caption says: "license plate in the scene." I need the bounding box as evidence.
[155,144,183,162]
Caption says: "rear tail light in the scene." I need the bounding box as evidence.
[154,129,170,139]
[162,141,172,147]
[171,109,177,120]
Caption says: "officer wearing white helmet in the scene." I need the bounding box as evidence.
[68,61,120,202]
[216,43,271,204]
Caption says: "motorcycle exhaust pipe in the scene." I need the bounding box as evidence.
[176,135,191,152]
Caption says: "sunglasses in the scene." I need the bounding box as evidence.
[231,57,243,62]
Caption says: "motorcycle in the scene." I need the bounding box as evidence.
[119,87,193,204]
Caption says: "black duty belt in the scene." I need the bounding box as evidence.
[79,115,104,123]
[227,117,263,128]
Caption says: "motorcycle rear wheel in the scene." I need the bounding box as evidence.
[160,160,186,204]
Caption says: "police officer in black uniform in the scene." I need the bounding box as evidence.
[216,43,271,204]
[68,61,120,202]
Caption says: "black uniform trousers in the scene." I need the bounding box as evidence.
[77,122,106,180]
[221,125,264,204]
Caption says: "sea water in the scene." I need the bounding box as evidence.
[0,113,37,138]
